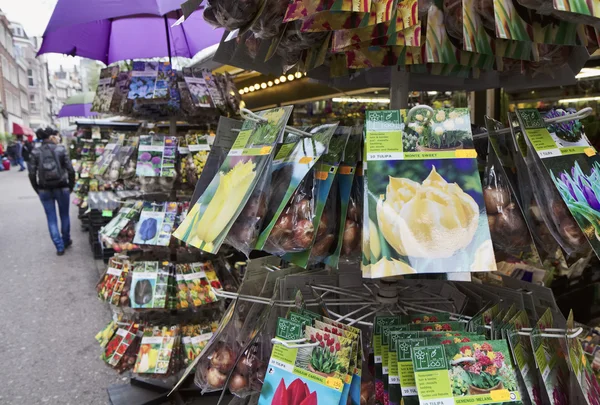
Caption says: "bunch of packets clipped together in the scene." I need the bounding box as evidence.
[258,309,363,405]
[515,108,600,260]
[363,108,496,278]
[373,313,526,405]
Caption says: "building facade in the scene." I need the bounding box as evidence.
[11,22,52,130]
[0,11,27,135]
[50,65,82,130]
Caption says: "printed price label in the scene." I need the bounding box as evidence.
[325,377,343,390]
[584,147,596,157]
[102,210,113,217]
[299,156,313,164]
[454,149,477,158]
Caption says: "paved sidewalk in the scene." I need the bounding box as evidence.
[0,169,122,404]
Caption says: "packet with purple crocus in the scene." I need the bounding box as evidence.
[516,108,597,258]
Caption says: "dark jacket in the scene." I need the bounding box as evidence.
[28,141,75,193]
[22,142,33,161]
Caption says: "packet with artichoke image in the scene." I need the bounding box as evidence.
[257,318,345,405]
[516,108,600,260]
[254,124,338,255]
[412,340,524,405]
[283,128,350,268]
[364,108,496,277]
[174,106,293,253]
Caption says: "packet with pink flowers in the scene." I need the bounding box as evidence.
[412,340,524,405]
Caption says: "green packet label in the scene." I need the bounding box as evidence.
[276,318,303,340]
[288,312,313,328]
[516,108,597,159]
[413,342,523,404]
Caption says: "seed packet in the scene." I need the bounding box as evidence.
[412,340,524,405]
[180,133,211,187]
[566,311,600,404]
[134,325,179,375]
[189,117,242,206]
[372,316,401,404]
[409,321,466,332]
[129,261,171,309]
[255,124,338,254]
[516,108,600,259]
[133,202,177,246]
[484,116,542,265]
[394,334,424,405]
[322,129,362,267]
[128,61,172,101]
[530,309,572,404]
[92,66,119,113]
[340,161,363,264]
[175,106,293,253]
[283,128,351,268]
[97,256,127,302]
[96,320,118,348]
[135,134,178,177]
[258,317,345,405]
[103,321,139,368]
[182,324,214,366]
[506,310,549,405]
[364,108,496,277]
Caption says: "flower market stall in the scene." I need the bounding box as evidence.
[37,0,600,404]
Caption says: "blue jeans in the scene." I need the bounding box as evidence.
[17,157,25,170]
[39,188,71,252]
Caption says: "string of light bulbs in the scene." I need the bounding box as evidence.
[239,72,306,95]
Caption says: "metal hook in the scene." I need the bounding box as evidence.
[271,338,319,348]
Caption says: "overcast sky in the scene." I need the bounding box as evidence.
[0,0,80,70]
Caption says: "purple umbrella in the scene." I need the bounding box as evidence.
[39,9,224,64]
[57,92,99,118]
[44,0,187,34]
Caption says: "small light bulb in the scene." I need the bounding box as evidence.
[243,87,249,92]
[254,84,260,90]
[260,83,267,89]
[239,90,244,95]
[249,87,255,92]
[295,72,302,78]
[267,81,273,87]
[287,74,294,81]
[280,75,287,83]
[274,79,280,84]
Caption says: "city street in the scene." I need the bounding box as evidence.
[0,169,122,404]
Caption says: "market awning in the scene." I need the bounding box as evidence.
[13,123,35,138]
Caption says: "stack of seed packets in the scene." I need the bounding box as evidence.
[373,312,526,405]
[258,308,363,405]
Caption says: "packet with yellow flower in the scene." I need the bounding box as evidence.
[412,340,524,405]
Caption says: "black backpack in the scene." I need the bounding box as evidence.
[38,144,66,189]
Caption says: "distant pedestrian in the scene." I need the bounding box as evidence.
[28,127,76,255]
[14,139,25,171]
[22,140,33,162]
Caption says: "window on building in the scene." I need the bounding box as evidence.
[0,55,6,74]
[27,68,33,86]
[6,34,13,56]
[5,90,12,113]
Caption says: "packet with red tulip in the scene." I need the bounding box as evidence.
[258,318,345,405]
